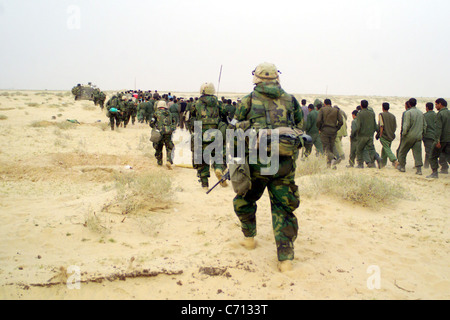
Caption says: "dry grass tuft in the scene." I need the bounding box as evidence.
[310,171,407,208]
[111,170,173,215]
[29,120,78,129]
[296,154,329,176]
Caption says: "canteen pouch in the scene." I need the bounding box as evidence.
[150,128,162,143]
[259,127,303,156]
[229,158,252,196]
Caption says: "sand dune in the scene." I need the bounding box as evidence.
[0,90,448,300]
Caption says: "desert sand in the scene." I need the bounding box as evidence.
[0,90,448,300]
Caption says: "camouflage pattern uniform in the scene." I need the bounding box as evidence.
[232,63,303,262]
[169,100,180,127]
[145,99,155,124]
[224,99,236,121]
[151,105,176,166]
[191,89,227,188]
[105,95,124,130]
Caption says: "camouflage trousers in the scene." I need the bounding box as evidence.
[108,113,121,130]
[191,137,226,183]
[233,156,300,261]
[153,134,174,165]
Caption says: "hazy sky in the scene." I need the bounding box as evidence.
[0,0,449,97]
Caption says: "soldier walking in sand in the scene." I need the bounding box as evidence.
[230,62,303,272]
[150,101,176,169]
[191,83,228,190]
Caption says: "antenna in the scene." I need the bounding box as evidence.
[217,65,223,96]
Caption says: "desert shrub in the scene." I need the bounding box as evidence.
[30,120,77,129]
[84,212,110,235]
[296,154,329,176]
[310,171,406,208]
[29,120,54,128]
[55,121,77,130]
[112,171,172,215]
[83,105,96,111]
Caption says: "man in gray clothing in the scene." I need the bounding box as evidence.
[317,99,343,167]
[422,102,437,169]
[397,98,427,175]
[378,102,399,168]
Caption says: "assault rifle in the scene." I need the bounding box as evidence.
[206,171,230,195]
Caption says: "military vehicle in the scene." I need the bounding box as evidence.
[71,82,96,101]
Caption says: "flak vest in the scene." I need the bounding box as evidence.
[196,96,220,130]
[245,91,296,130]
[244,91,302,157]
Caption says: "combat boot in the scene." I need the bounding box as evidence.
[397,165,405,173]
[215,168,228,187]
[157,159,163,166]
[440,168,448,174]
[239,237,256,250]
[277,260,293,273]
[426,170,438,179]
[415,167,422,175]
[201,178,209,190]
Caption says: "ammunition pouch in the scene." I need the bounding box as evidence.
[259,127,306,156]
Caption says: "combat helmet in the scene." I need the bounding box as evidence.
[156,101,168,109]
[200,82,216,96]
[252,62,281,84]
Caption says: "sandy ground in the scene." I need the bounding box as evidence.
[0,90,448,300]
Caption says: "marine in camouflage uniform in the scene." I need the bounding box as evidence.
[169,99,180,127]
[191,83,227,189]
[129,99,138,125]
[150,101,176,168]
[231,63,303,271]
[224,99,236,121]
[93,88,106,109]
[105,94,124,130]
[121,99,133,128]
[98,91,106,110]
